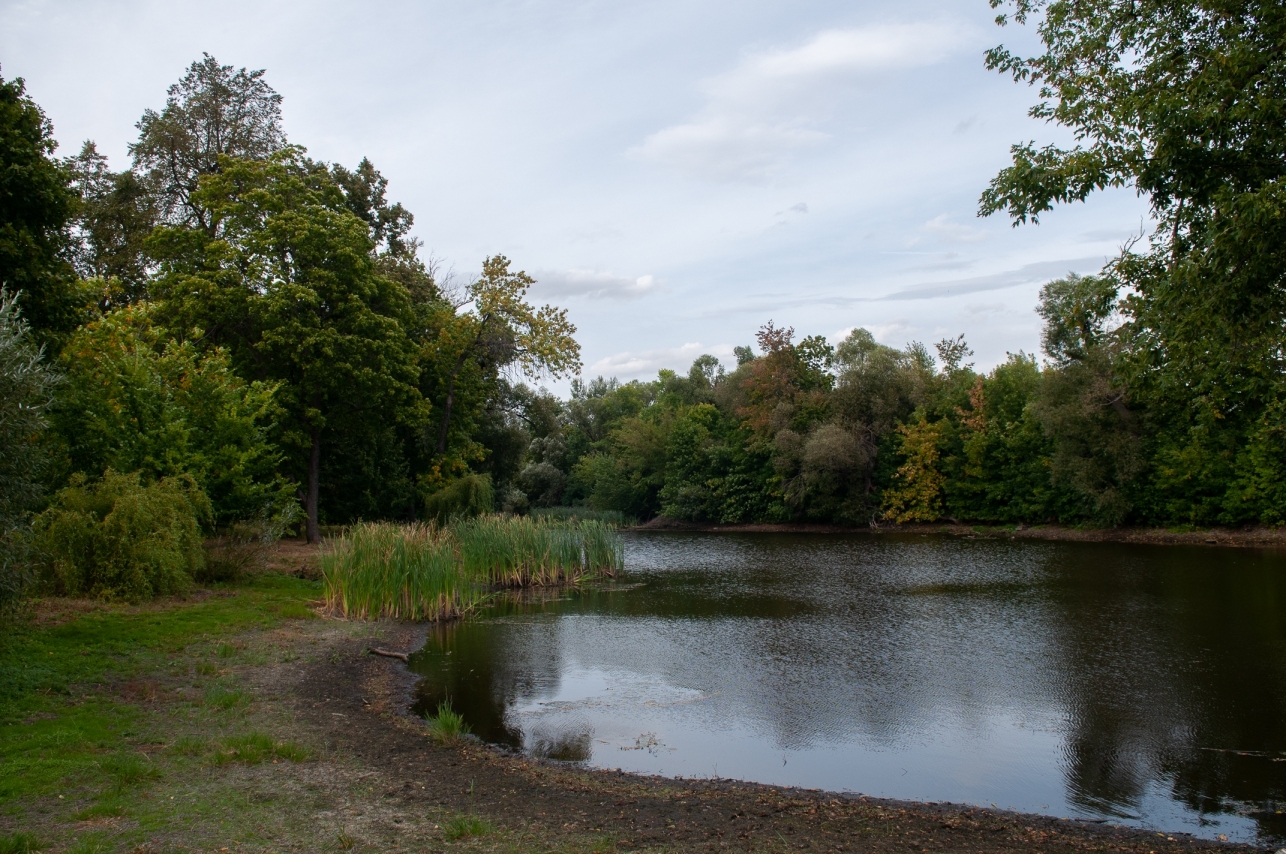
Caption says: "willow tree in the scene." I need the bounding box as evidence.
[151,149,421,541]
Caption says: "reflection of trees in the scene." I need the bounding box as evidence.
[413,532,1286,838]
[1041,545,1286,835]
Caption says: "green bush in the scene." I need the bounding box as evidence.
[423,473,494,521]
[32,470,210,600]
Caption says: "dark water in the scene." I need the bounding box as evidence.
[409,532,1286,843]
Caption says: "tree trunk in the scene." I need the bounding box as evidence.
[306,427,322,544]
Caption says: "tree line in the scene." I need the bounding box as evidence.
[0,55,579,602]
[3,0,1285,602]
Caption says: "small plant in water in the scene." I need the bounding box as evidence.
[425,700,470,743]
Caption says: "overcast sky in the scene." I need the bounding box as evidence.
[2,0,1149,387]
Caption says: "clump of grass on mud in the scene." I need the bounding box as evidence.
[212,732,310,764]
[0,832,43,854]
[425,701,471,743]
[321,516,623,621]
[443,813,495,840]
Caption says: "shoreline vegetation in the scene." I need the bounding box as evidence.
[321,515,623,622]
[632,516,1286,548]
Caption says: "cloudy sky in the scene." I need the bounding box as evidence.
[2,0,1149,386]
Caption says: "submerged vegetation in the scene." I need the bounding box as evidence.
[320,516,622,621]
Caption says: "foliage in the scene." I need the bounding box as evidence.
[882,418,948,523]
[425,701,471,744]
[424,474,494,522]
[149,149,422,541]
[321,516,621,621]
[0,290,59,614]
[200,506,300,583]
[32,471,210,601]
[49,306,293,525]
[0,72,86,349]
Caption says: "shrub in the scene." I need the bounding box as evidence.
[424,473,493,521]
[0,289,59,617]
[32,470,210,600]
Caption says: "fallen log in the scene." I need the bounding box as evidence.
[368,647,409,662]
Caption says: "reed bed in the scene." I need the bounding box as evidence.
[321,522,475,621]
[321,515,623,621]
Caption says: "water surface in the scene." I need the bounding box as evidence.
[409,532,1286,843]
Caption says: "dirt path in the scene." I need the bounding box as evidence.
[278,620,1253,853]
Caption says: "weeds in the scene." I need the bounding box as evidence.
[203,684,249,709]
[443,813,494,840]
[321,516,624,622]
[0,833,43,854]
[212,732,310,764]
[98,752,159,788]
[425,701,470,744]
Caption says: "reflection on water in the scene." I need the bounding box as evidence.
[409,532,1286,843]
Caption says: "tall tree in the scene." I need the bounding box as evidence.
[0,72,84,348]
[65,141,157,308]
[150,149,421,542]
[425,256,580,465]
[132,54,284,233]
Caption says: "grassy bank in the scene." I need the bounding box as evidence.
[320,516,623,622]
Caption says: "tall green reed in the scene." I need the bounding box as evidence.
[321,516,623,621]
[321,522,478,621]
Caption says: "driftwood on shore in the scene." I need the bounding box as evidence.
[368,647,409,662]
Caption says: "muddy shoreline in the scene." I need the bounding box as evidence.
[311,620,1259,852]
[629,516,1286,548]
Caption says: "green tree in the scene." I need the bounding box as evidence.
[985,0,1286,524]
[132,54,285,232]
[426,256,580,467]
[150,149,421,542]
[65,141,157,309]
[49,305,291,525]
[0,72,86,348]
[0,289,59,612]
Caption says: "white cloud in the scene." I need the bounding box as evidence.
[630,23,965,182]
[922,214,987,243]
[533,269,661,300]
[587,342,734,381]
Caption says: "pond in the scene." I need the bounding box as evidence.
[408,532,1286,844]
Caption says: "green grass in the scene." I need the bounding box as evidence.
[212,732,311,765]
[425,700,471,743]
[443,813,496,840]
[0,573,320,806]
[0,833,43,854]
[321,516,624,622]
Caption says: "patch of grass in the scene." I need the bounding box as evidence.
[443,813,495,840]
[213,732,310,765]
[215,642,238,658]
[194,662,218,675]
[203,683,250,710]
[336,828,357,850]
[425,701,470,744]
[98,752,159,788]
[170,736,206,756]
[0,832,43,854]
[73,796,128,821]
[268,601,315,619]
[64,835,111,854]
